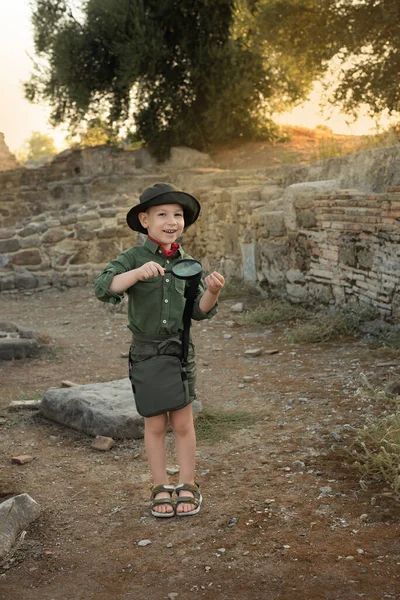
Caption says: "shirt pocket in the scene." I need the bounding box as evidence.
[135,277,162,296]
[174,278,186,295]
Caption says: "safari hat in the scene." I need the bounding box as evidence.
[126,182,201,234]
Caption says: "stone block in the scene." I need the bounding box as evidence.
[286,283,308,301]
[91,436,115,451]
[11,249,42,266]
[0,494,41,561]
[14,272,38,289]
[97,227,117,239]
[19,223,48,237]
[0,338,40,360]
[0,275,15,291]
[19,234,41,249]
[41,228,67,244]
[286,269,305,284]
[0,238,20,253]
[40,378,144,439]
[0,228,16,239]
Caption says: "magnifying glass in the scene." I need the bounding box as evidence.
[165,259,202,280]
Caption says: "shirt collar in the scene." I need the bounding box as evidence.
[143,236,184,258]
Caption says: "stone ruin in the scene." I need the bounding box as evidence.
[0,133,20,172]
[0,320,44,360]
[1,135,400,318]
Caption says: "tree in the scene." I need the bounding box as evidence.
[25,0,306,157]
[255,0,400,118]
[17,131,57,162]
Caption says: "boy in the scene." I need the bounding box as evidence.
[94,183,224,517]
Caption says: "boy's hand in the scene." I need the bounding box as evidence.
[135,261,165,281]
[204,271,225,295]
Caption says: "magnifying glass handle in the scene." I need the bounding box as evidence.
[164,268,172,274]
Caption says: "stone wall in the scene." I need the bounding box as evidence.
[1,142,400,318]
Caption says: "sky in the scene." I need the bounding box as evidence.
[0,0,392,154]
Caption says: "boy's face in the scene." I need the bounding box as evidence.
[138,203,185,248]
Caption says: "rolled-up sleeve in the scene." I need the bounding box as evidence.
[191,279,218,321]
[94,250,135,305]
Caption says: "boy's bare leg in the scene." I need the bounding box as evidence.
[169,404,197,514]
[144,413,173,514]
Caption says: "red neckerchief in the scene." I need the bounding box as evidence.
[148,235,180,258]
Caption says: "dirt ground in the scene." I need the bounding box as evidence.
[0,285,399,600]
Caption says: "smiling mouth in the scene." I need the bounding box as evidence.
[163,229,177,234]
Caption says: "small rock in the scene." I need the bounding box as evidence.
[11,455,35,465]
[359,514,369,521]
[166,543,173,548]
[264,349,280,355]
[223,334,232,339]
[138,539,152,547]
[168,594,178,599]
[331,432,342,442]
[205,566,211,572]
[228,517,238,526]
[293,460,306,470]
[244,348,263,358]
[357,549,364,554]
[120,352,129,359]
[61,380,79,387]
[217,548,226,553]
[166,467,179,475]
[243,376,255,383]
[9,400,41,411]
[318,486,333,498]
[238,384,246,389]
[264,499,275,505]
[230,303,244,313]
[225,321,236,328]
[91,436,115,451]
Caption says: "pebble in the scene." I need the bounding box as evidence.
[138,539,152,547]
[244,348,263,357]
[230,303,244,313]
[168,593,178,599]
[359,514,369,521]
[331,432,342,442]
[167,543,173,548]
[225,320,236,328]
[166,467,179,475]
[217,548,226,553]
[238,384,246,389]
[318,486,333,498]
[11,455,35,465]
[205,566,211,572]
[243,376,255,382]
[223,334,232,339]
[228,517,238,526]
[293,460,306,470]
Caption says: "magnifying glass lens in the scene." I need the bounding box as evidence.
[170,259,202,279]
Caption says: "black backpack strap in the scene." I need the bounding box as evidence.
[181,274,202,365]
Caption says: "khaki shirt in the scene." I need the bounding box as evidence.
[94,237,217,335]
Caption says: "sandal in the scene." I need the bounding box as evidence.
[150,484,175,518]
[175,482,202,517]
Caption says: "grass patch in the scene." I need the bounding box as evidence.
[287,306,377,344]
[241,299,310,326]
[194,409,258,442]
[348,400,400,501]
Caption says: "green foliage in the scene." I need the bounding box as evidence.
[287,306,377,344]
[242,299,310,326]
[17,131,57,162]
[25,0,312,158]
[347,376,400,500]
[256,0,400,118]
[66,118,119,148]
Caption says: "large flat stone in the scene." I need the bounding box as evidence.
[39,378,144,439]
